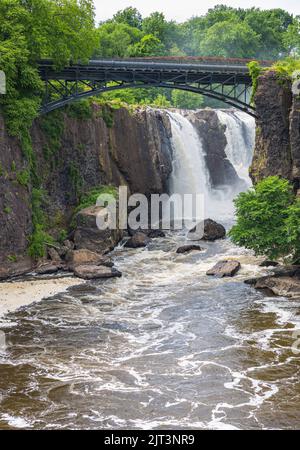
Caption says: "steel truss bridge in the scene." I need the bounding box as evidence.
[38,57,268,117]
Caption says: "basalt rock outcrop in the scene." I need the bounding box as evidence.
[250,71,300,193]
[182,109,244,188]
[188,219,226,241]
[0,105,173,267]
[207,260,241,277]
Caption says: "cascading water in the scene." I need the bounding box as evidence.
[167,109,255,222]
[217,110,255,185]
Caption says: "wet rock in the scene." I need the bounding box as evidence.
[259,260,279,267]
[57,245,69,258]
[188,219,226,241]
[74,205,123,255]
[63,240,74,250]
[74,264,122,280]
[246,265,300,297]
[35,263,62,275]
[206,260,241,277]
[47,247,62,262]
[254,276,300,298]
[146,229,166,238]
[0,257,34,280]
[128,228,165,238]
[65,249,113,270]
[176,244,202,254]
[124,232,151,248]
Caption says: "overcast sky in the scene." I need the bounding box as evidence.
[94,0,300,23]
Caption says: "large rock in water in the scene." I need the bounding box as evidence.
[65,249,113,270]
[254,276,300,298]
[206,260,241,277]
[245,265,300,297]
[124,232,150,248]
[188,219,226,241]
[74,205,123,254]
[176,244,202,254]
[74,264,122,280]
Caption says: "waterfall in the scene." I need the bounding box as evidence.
[217,110,255,185]
[167,109,255,223]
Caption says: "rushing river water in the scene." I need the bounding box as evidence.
[0,110,300,430]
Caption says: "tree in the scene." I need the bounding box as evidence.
[171,90,204,109]
[284,16,300,56]
[244,8,292,58]
[0,0,98,135]
[199,19,261,58]
[95,22,142,57]
[229,176,300,263]
[113,7,142,30]
[142,12,179,51]
[129,34,165,57]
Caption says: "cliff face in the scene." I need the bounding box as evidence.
[184,109,243,188]
[0,104,245,269]
[0,105,173,263]
[250,71,300,192]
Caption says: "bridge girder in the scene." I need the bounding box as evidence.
[39,59,257,117]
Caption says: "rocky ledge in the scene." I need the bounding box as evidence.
[245,266,300,298]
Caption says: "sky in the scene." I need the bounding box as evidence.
[94,0,300,23]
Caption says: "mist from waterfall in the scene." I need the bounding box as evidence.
[167,109,255,222]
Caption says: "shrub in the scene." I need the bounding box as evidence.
[229,176,300,263]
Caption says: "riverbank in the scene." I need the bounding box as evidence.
[0,277,85,318]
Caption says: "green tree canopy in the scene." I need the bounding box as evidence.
[229,176,300,263]
[199,19,261,58]
[112,7,143,30]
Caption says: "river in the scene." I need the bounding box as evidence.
[0,110,299,430]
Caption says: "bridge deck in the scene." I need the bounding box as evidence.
[38,58,265,116]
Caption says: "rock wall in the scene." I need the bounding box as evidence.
[183,109,243,188]
[0,103,242,269]
[0,105,173,264]
[250,71,300,192]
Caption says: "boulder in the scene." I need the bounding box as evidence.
[36,263,62,275]
[206,260,241,277]
[74,205,123,254]
[74,264,122,280]
[63,240,74,250]
[259,260,279,267]
[176,244,202,254]
[47,247,62,262]
[146,229,166,238]
[65,249,113,270]
[254,276,300,298]
[188,219,226,241]
[0,257,34,281]
[128,228,165,238]
[124,232,151,248]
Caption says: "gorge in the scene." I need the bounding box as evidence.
[0,70,300,430]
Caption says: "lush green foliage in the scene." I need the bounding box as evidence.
[74,186,118,214]
[229,177,300,263]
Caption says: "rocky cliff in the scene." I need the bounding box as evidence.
[250,71,300,192]
[0,105,173,266]
[0,104,244,275]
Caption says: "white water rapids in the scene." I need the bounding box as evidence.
[1,109,300,430]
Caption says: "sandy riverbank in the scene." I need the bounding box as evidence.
[0,277,84,317]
